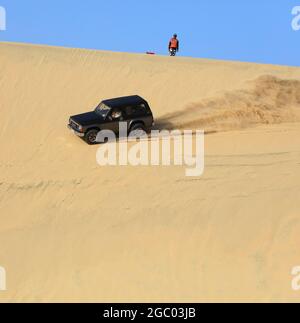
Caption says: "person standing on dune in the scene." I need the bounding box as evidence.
[169,34,179,56]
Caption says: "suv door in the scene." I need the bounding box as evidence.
[105,108,124,134]
[123,105,138,130]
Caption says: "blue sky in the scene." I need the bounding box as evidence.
[0,0,299,66]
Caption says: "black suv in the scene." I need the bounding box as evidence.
[68,95,154,144]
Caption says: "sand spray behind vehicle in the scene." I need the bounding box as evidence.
[157,75,300,133]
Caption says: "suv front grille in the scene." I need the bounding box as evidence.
[70,120,80,130]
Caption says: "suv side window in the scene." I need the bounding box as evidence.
[125,106,134,117]
[125,105,140,118]
[137,103,152,115]
[111,108,124,121]
[125,103,151,119]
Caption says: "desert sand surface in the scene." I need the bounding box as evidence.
[0,42,300,302]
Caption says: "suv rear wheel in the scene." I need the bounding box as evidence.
[129,123,147,137]
[85,129,99,145]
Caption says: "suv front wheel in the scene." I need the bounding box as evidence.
[85,129,99,145]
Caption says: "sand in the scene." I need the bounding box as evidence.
[0,42,300,302]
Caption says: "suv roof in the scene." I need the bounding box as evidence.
[102,95,147,109]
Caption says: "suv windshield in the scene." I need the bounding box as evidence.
[95,103,111,118]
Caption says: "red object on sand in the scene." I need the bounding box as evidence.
[146,52,156,55]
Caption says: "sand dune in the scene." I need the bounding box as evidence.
[0,42,300,302]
